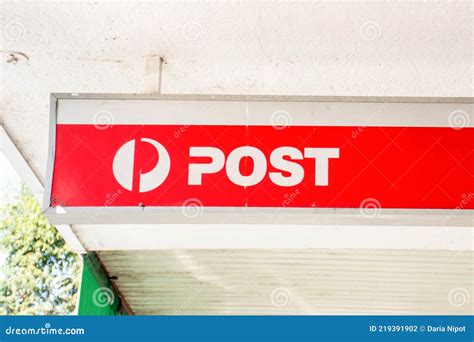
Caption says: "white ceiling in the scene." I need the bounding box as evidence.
[1,1,472,183]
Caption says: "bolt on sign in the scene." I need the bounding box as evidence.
[44,94,473,225]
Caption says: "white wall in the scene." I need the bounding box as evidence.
[1,1,472,182]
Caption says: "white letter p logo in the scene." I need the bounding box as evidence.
[112,138,171,192]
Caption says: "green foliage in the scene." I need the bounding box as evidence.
[0,188,80,315]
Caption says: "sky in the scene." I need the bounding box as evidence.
[0,151,22,208]
[0,151,22,276]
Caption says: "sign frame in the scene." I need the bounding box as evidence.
[44,93,473,227]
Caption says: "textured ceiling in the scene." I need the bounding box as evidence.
[1,1,472,184]
[99,249,474,315]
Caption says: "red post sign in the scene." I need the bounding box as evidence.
[45,95,474,214]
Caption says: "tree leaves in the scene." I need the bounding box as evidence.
[0,187,80,315]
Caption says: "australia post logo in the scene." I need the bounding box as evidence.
[112,138,340,193]
[112,138,171,192]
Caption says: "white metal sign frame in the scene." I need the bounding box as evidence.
[44,94,473,228]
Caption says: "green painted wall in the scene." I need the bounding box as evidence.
[77,253,122,315]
